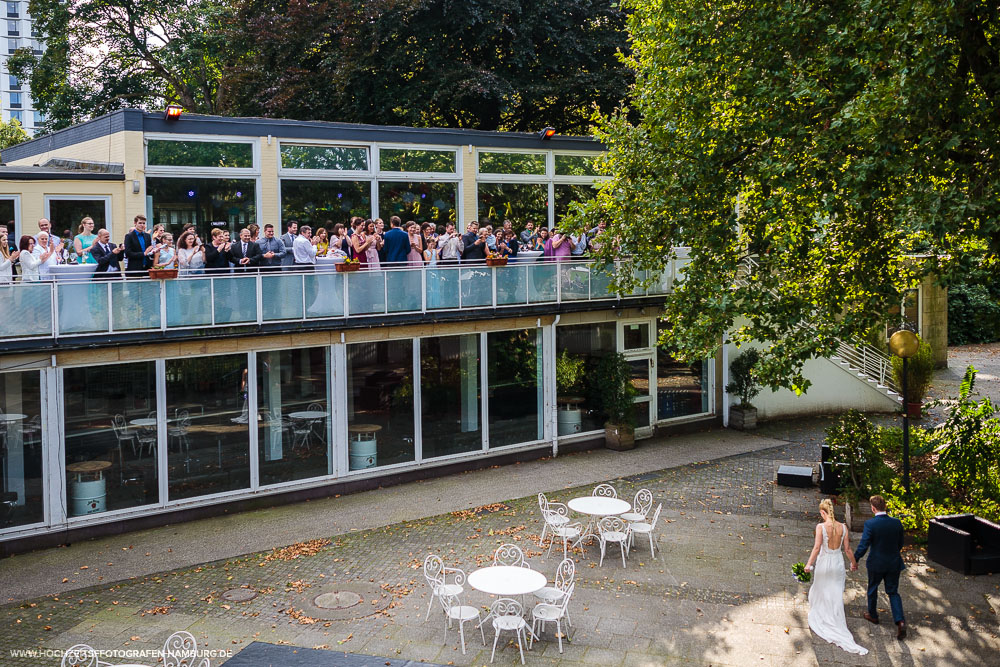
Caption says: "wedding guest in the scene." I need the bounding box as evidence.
[438,222,463,265]
[257,223,286,270]
[314,227,330,256]
[280,221,298,269]
[0,229,19,283]
[151,223,166,244]
[423,235,439,265]
[364,220,382,268]
[460,220,483,261]
[229,227,262,271]
[123,215,155,277]
[177,232,206,275]
[292,225,318,270]
[331,223,351,257]
[73,217,98,265]
[382,216,410,265]
[570,230,588,257]
[89,228,124,277]
[548,228,572,261]
[484,225,498,253]
[34,218,54,248]
[18,236,44,281]
[498,229,519,258]
[351,219,372,269]
[375,218,387,264]
[420,222,436,252]
[204,228,232,273]
[464,228,488,261]
[534,227,550,252]
[155,233,176,267]
[1,222,16,256]
[247,223,260,242]
[406,221,423,266]
[34,231,61,278]
[520,220,537,247]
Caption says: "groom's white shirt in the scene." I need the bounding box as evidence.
[874,511,887,516]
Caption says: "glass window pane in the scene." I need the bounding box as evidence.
[0,198,15,236]
[111,281,161,331]
[488,329,543,447]
[623,322,650,350]
[377,181,457,226]
[553,183,599,227]
[280,145,369,171]
[63,362,158,516]
[555,154,601,176]
[379,148,455,173]
[421,334,481,458]
[304,272,345,318]
[477,183,547,228]
[147,140,254,168]
[347,340,415,469]
[166,354,250,500]
[0,370,43,528]
[257,348,331,486]
[57,283,108,334]
[147,177,256,242]
[212,275,258,324]
[165,278,213,327]
[657,322,710,419]
[280,180,372,227]
[479,152,546,175]
[556,323,616,434]
[47,199,107,248]
[2,282,53,338]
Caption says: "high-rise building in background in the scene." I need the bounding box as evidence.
[2,0,44,135]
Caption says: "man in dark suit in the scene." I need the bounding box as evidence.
[229,227,262,271]
[122,214,154,278]
[381,216,410,264]
[854,494,906,639]
[89,228,124,278]
[460,220,487,261]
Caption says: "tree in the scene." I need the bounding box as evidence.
[12,0,240,131]
[0,117,30,150]
[228,0,631,133]
[577,0,1000,392]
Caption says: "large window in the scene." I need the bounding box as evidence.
[63,363,158,516]
[378,181,456,226]
[281,145,369,171]
[421,334,481,458]
[280,180,371,226]
[487,329,543,447]
[166,355,250,500]
[479,152,546,175]
[556,323,617,434]
[257,349,331,486]
[1,370,43,529]
[554,183,599,227]
[0,197,15,238]
[46,198,108,249]
[379,148,455,173]
[147,177,256,241]
[477,183,547,227]
[346,340,415,470]
[147,140,254,169]
[555,154,602,177]
[656,321,710,420]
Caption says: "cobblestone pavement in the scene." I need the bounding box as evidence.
[2,419,998,666]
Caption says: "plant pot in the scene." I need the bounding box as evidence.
[485,257,508,267]
[729,405,757,430]
[906,401,922,418]
[845,500,875,533]
[604,422,635,451]
[148,268,178,279]
[335,262,360,272]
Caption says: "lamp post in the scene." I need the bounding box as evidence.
[888,329,919,494]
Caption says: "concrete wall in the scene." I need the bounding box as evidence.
[920,275,948,368]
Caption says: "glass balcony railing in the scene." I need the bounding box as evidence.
[0,258,681,342]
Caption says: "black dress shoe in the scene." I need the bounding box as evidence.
[896,621,906,640]
[863,612,880,625]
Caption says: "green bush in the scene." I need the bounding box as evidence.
[594,352,638,427]
[890,334,935,403]
[825,410,894,503]
[726,348,762,407]
[948,284,1000,345]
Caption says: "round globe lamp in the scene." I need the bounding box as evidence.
[888,329,919,494]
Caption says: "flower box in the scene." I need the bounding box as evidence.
[148,268,178,280]
[335,262,361,273]
[485,257,508,267]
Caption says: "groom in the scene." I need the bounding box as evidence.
[853,494,906,639]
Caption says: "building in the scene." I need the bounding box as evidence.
[2,0,44,135]
[0,110,942,555]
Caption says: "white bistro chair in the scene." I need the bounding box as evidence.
[530,582,575,653]
[489,598,531,665]
[629,503,663,556]
[542,509,583,560]
[538,492,569,543]
[439,592,485,655]
[621,488,653,523]
[423,554,466,620]
[592,483,618,498]
[493,543,527,567]
[597,516,631,568]
[162,630,211,666]
[533,557,575,626]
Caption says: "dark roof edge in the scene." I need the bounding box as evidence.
[1,109,603,163]
[0,171,126,181]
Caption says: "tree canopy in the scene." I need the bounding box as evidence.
[0,118,30,150]
[580,0,1000,391]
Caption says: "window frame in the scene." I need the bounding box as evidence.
[144,133,260,177]
[276,139,373,179]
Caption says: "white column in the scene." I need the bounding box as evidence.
[460,335,479,434]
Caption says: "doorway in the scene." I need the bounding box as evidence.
[43,196,112,246]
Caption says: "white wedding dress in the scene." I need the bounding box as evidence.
[808,522,869,655]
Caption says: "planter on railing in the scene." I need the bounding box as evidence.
[335,261,361,273]
[485,256,508,267]
[148,268,178,280]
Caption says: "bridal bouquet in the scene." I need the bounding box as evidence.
[792,562,812,583]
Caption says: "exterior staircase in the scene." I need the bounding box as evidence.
[734,257,902,404]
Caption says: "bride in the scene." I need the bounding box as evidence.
[804,498,868,655]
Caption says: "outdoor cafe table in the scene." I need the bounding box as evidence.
[567,496,631,547]
[468,565,548,639]
[288,411,328,448]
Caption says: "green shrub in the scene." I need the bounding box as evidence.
[890,334,935,403]
[594,352,638,427]
[726,348,762,407]
[948,284,1000,345]
[825,410,894,503]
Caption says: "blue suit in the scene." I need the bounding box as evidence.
[854,513,905,623]
[382,227,410,264]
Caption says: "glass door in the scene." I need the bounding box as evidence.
[627,355,655,436]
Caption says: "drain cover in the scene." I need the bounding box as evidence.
[221,588,257,602]
[314,591,362,610]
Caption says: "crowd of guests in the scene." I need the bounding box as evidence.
[0,214,609,283]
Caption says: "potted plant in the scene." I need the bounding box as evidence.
[890,334,934,418]
[556,350,587,435]
[726,348,762,430]
[825,410,894,530]
[335,257,360,272]
[485,251,508,267]
[595,352,638,450]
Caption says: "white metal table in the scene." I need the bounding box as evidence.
[129,418,157,428]
[568,496,631,547]
[288,410,328,450]
[468,565,547,640]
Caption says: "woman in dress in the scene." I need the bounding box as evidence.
[155,233,176,267]
[351,219,371,269]
[18,236,44,281]
[364,220,382,269]
[406,221,424,266]
[177,232,206,275]
[332,223,351,257]
[73,217,98,265]
[534,227,550,252]
[314,227,330,256]
[804,499,868,655]
[0,229,20,283]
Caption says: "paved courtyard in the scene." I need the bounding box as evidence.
[1,409,997,666]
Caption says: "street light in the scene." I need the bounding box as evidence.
[888,329,919,494]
